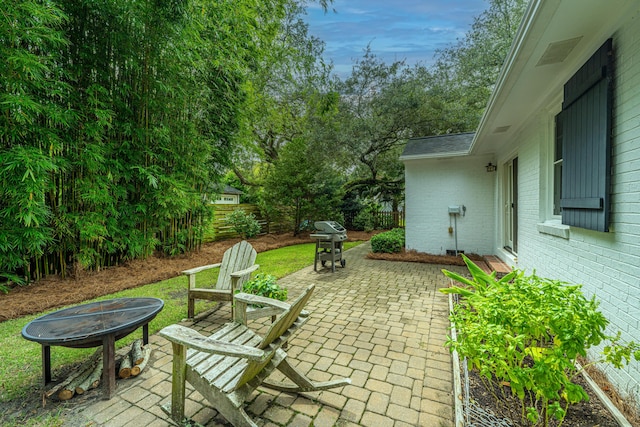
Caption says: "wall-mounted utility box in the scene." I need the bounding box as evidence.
[448,205,461,214]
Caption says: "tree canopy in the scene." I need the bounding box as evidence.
[1,0,526,284]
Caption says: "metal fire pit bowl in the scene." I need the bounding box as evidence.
[22,298,163,348]
[22,297,164,399]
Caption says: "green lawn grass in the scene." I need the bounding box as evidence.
[0,241,361,402]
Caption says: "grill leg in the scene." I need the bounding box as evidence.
[331,241,336,273]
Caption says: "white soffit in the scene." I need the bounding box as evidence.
[471,0,638,156]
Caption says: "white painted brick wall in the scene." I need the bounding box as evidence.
[404,155,495,255]
[403,7,640,406]
[502,12,640,404]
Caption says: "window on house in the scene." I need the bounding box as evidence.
[553,114,563,216]
[558,38,613,232]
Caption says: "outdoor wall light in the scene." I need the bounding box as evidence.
[486,162,497,172]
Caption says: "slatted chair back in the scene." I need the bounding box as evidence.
[233,284,315,389]
[217,240,257,291]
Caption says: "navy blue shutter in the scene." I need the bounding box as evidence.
[560,39,613,232]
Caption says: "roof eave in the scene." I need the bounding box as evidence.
[400,151,470,162]
[469,0,543,155]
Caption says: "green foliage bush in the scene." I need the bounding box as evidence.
[226,209,261,239]
[441,256,640,426]
[353,210,375,232]
[371,228,405,253]
[241,273,288,303]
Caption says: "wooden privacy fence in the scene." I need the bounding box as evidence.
[212,206,404,241]
[210,204,288,241]
[210,204,265,241]
[375,210,405,229]
[343,210,405,230]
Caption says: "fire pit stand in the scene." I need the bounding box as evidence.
[311,221,348,273]
[22,297,164,399]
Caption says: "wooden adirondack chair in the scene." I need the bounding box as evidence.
[159,284,351,427]
[184,240,259,319]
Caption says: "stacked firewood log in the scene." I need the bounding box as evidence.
[45,339,152,401]
[117,339,152,379]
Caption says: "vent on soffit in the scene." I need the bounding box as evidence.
[493,125,511,134]
[536,36,583,66]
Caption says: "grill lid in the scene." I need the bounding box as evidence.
[314,221,346,234]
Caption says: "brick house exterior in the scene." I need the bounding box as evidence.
[402,0,640,404]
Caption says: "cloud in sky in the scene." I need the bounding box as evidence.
[304,0,487,77]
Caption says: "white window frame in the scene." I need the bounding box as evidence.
[537,100,570,239]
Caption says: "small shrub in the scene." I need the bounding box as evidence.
[241,273,288,302]
[352,210,375,232]
[225,209,261,239]
[371,228,405,253]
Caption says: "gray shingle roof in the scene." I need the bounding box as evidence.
[400,132,475,160]
[222,185,243,195]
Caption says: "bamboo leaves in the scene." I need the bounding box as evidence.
[2,0,302,282]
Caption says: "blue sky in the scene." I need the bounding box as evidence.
[304,0,488,78]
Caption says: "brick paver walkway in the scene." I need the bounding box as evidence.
[65,242,465,427]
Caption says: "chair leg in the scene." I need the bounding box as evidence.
[168,342,187,423]
[187,295,195,319]
[263,358,351,393]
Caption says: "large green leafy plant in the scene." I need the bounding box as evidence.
[241,273,287,304]
[441,255,640,426]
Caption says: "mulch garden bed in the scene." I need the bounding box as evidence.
[463,362,626,426]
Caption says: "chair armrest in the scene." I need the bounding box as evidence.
[234,293,291,311]
[159,324,266,361]
[182,263,222,276]
[230,264,260,278]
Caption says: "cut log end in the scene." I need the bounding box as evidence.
[58,388,74,401]
[130,346,152,377]
[118,352,133,379]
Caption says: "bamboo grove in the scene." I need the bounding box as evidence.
[1,0,290,283]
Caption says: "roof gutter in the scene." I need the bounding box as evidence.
[399,151,470,162]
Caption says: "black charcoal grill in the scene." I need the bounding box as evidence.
[310,221,348,272]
